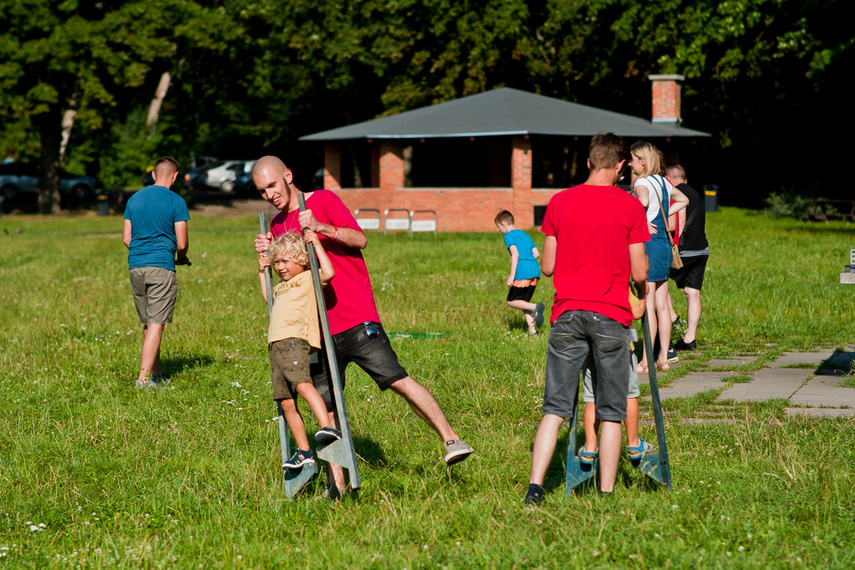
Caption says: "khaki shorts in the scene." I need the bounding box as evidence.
[269,338,313,401]
[130,267,177,325]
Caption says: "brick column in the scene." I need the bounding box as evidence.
[649,74,684,123]
[379,141,404,192]
[324,143,342,190]
[511,135,533,228]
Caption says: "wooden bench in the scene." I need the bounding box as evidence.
[802,199,855,223]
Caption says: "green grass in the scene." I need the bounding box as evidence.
[1,208,854,567]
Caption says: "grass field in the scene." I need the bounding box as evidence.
[1,207,854,567]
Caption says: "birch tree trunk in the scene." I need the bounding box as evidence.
[146,71,172,129]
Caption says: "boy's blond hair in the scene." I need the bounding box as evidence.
[269,233,309,268]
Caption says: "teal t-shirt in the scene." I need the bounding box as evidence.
[124,186,190,270]
[503,229,540,280]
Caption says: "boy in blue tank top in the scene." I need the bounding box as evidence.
[494,210,544,335]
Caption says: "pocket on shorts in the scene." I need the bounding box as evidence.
[591,314,626,353]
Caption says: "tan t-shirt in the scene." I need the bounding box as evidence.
[268,271,327,350]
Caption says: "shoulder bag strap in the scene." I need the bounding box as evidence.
[649,176,676,244]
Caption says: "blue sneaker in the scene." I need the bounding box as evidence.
[315,427,342,445]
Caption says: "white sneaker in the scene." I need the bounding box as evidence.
[443,439,474,466]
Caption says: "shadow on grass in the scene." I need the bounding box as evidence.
[162,354,215,378]
[353,436,388,469]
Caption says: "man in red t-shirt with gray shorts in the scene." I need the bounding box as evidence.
[526,134,649,504]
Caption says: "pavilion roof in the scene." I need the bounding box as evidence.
[300,87,710,141]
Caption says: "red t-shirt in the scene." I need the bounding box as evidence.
[270,190,380,335]
[542,184,650,326]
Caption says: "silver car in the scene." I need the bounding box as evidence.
[198,160,256,193]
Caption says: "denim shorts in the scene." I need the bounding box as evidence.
[269,338,313,401]
[130,267,177,325]
[543,311,630,422]
[311,321,409,411]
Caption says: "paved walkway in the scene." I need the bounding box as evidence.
[654,347,855,418]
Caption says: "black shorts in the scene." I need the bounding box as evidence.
[507,284,537,303]
[670,254,708,290]
[310,321,409,411]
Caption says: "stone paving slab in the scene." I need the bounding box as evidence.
[766,351,831,368]
[718,368,808,402]
[784,408,855,418]
[707,356,761,368]
[658,371,734,400]
[789,375,855,408]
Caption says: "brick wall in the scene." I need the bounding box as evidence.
[332,186,563,232]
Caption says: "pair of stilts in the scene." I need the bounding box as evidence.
[259,206,359,500]
[565,313,673,493]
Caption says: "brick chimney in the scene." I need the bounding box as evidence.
[649,74,684,123]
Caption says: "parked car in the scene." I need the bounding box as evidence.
[0,163,102,209]
[188,160,256,193]
[202,160,256,193]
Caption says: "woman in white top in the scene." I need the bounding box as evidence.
[630,141,688,372]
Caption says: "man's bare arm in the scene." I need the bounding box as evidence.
[541,236,557,277]
[175,221,190,265]
[299,209,367,249]
[122,219,132,249]
[629,242,648,298]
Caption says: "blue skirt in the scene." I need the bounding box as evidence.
[645,236,672,282]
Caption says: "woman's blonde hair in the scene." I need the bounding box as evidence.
[630,140,664,178]
[268,233,309,268]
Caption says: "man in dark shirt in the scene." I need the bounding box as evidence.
[666,163,709,351]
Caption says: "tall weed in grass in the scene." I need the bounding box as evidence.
[0,209,853,567]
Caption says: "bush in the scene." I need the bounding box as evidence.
[763,189,814,218]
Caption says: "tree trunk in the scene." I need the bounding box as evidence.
[146,71,172,130]
[59,91,80,161]
[37,112,62,214]
[59,108,77,162]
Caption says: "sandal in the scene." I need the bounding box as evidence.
[627,438,653,460]
[579,446,598,465]
[655,361,670,371]
[636,362,649,374]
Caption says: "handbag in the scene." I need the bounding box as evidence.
[649,175,683,270]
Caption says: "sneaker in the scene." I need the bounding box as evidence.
[674,338,697,351]
[532,303,545,329]
[525,483,544,506]
[323,484,344,502]
[443,439,474,466]
[666,344,679,363]
[135,378,157,389]
[282,449,315,470]
[671,316,684,331]
[315,427,342,445]
[152,375,171,387]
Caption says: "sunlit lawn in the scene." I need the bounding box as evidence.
[1,208,853,567]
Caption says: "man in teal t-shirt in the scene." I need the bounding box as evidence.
[123,156,190,388]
